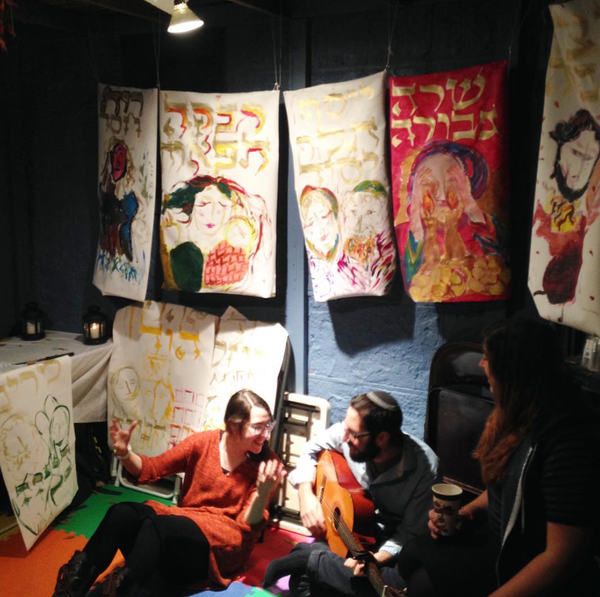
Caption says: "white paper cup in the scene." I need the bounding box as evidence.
[432,483,463,536]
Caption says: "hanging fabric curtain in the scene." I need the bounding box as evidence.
[285,72,396,301]
[93,84,158,302]
[390,61,511,303]
[159,89,279,298]
[529,0,600,336]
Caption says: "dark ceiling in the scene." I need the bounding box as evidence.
[12,0,439,34]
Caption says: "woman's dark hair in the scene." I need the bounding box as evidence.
[475,318,567,483]
[224,389,272,460]
[350,391,404,447]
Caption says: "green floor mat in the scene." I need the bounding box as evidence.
[53,484,172,539]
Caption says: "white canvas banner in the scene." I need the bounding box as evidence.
[0,356,76,550]
[203,307,289,430]
[94,84,158,301]
[108,302,217,456]
[285,72,396,301]
[529,0,600,336]
[159,89,279,298]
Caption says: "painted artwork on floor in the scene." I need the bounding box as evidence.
[529,0,600,336]
[108,302,217,455]
[93,84,158,301]
[159,89,279,297]
[0,356,76,550]
[203,307,289,430]
[285,72,396,301]
[390,61,511,303]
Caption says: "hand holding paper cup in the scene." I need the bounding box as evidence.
[432,483,463,536]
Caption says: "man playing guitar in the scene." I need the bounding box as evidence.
[264,391,439,597]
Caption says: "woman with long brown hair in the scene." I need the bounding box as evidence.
[397,318,600,596]
[52,389,285,597]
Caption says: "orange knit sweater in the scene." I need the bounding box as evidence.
[138,429,276,590]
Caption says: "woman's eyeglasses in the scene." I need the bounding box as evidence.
[248,421,276,436]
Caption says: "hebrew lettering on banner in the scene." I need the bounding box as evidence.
[93,84,158,301]
[202,307,289,430]
[108,302,217,456]
[390,61,511,303]
[285,72,396,301]
[0,356,76,550]
[159,89,279,298]
[529,0,600,336]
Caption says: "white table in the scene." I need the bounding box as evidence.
[0,331,113,422]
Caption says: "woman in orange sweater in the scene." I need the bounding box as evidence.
[52,389,285,597]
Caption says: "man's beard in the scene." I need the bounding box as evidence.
[349,436,380,463]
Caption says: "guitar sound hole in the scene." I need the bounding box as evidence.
[333,507,341,530]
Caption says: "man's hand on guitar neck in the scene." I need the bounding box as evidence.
[343,550,395,576]
[298,482,327,538]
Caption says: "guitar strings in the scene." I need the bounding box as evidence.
[319,497,385,593]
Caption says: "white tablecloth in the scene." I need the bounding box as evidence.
[0,330,113,422]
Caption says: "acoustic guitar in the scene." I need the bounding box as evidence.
[315,450,405,597]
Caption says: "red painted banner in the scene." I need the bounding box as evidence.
[390,61,511,302]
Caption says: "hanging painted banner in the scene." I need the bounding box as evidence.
[93,84,158,301]
[159,89,279,298]
[203,306,289,430]
[529,0,600,336]
[108,302,217,456]
[0,356,76,550]
[285,72,396,301]
[390,61,511,303]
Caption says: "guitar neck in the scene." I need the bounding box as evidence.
[332,513,394,597]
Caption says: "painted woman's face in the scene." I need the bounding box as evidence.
[414,153,468,223]
[559,129,600,195]
[302,194,339,259]
[192,185,231,237]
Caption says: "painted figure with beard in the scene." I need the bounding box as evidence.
[263,391,439,597]
[338,181,396,295]
[533,109,600,305]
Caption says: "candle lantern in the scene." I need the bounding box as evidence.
[21,302,46,341]
[82,306,108,345]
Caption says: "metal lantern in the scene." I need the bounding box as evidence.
[21,302,46,341]
[82,306,107,345]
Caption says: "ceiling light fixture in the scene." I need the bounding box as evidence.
[168,1,204,34]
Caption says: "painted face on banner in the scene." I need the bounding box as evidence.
[558,129,600,196]
[192,185,232,237]
[342,191,388,238]
[414,153,469,225]
[111,143,128,182]
[113,367,140,403]
[301,190,339,260]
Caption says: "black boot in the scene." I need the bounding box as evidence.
[102,566,136,597]
[52,550,98,597]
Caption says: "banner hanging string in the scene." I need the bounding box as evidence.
[271,13,283,90]
[386,0,400,72]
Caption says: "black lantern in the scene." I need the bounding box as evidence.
[82,306,108,345]
[21,302,46,341]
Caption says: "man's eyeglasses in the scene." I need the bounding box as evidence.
[343,423,370,441]
[248,421,276,436]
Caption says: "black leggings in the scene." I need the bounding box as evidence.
[84,502,210,597]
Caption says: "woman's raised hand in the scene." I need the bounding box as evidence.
[256,458,286,497]
[109,418,138,455]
